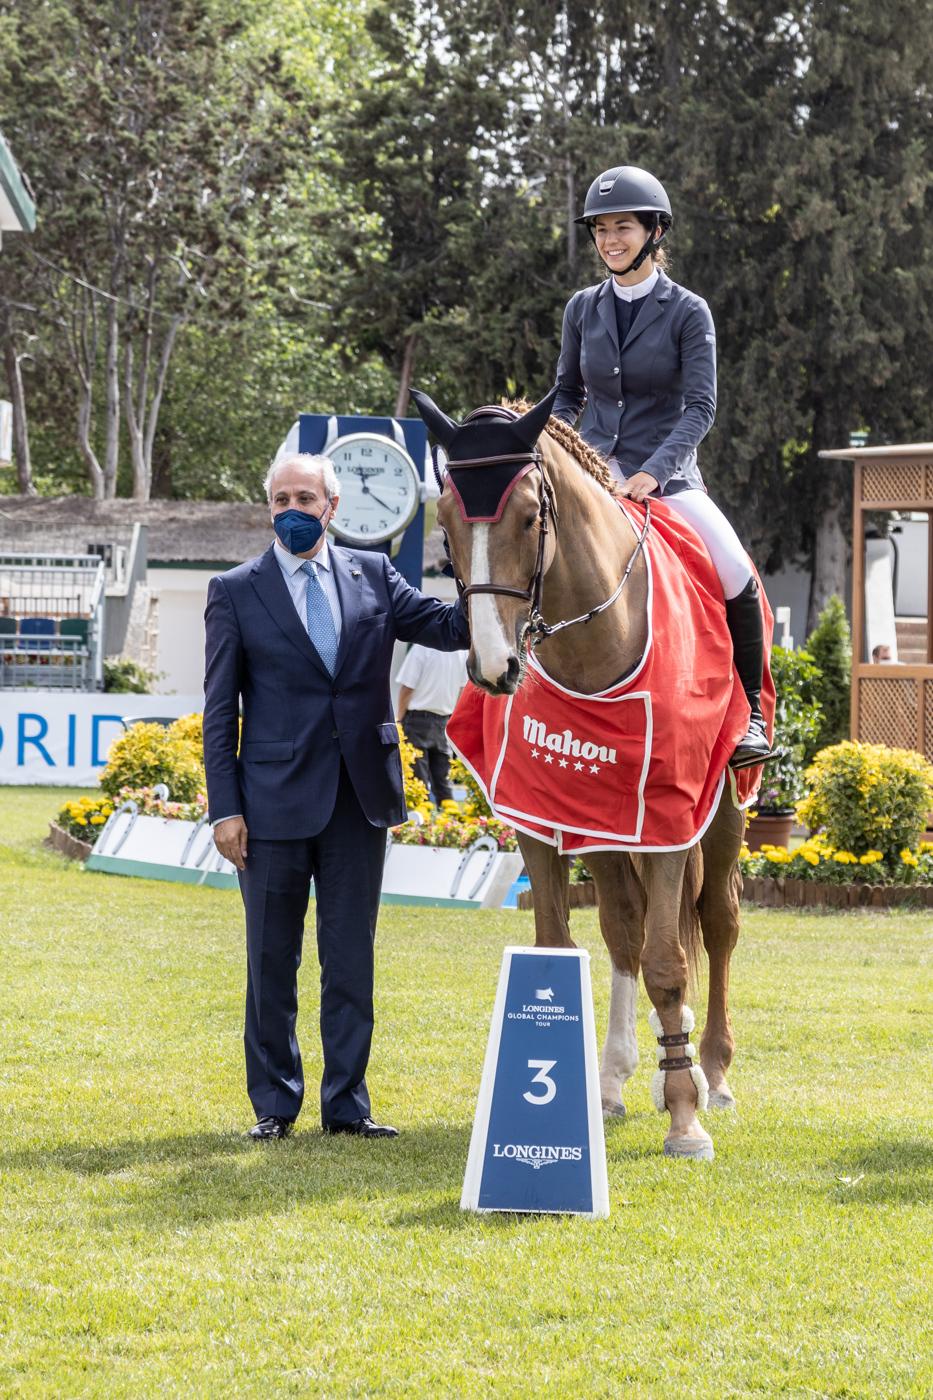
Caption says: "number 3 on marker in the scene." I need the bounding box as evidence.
[523,1059,557,1105]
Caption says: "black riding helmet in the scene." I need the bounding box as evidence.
[576,165,673,276]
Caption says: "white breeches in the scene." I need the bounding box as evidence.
[662,490,753,601]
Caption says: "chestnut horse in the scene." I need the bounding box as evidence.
[413,386,748,1161]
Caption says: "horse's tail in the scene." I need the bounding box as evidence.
[679,843,704,992]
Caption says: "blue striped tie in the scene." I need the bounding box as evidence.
[300,560,338,674]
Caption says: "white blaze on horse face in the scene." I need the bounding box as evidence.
[599,968,639,1114]
[469,524,515,685]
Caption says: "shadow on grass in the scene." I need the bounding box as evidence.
[390,1198,580,1231]
[2,1123,477,1231]
[826,1136,932,1205]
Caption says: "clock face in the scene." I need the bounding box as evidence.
[325,433,421,545]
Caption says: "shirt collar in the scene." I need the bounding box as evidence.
[274,538,332,575]
[612,266,659,302]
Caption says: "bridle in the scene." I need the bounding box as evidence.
[443,406,652,648]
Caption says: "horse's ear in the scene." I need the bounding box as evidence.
[512,385,560,448]
[409,388,460,449]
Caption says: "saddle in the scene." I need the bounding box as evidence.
[448,497,775,854]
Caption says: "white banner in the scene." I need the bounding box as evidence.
[0,692,203,786]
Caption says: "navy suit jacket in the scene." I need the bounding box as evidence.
[203,543,470,839]
[553,271,716,493]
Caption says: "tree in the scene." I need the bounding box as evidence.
[0,309,36,494]
[783,0,933,629]
[805,594,852,758]
[0,0,306,499]
[323,0,517,414]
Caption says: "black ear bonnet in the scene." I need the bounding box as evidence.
[410,386,558,523]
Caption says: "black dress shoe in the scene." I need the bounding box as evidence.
[248,1115,294,1141]
[323,1117,399,1138]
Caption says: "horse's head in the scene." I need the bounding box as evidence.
[412,386,559,695]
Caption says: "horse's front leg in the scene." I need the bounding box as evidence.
[586,853,645,1119]
[635,849,713,1161]
[698,789,746,1109]
[517,833,574,947]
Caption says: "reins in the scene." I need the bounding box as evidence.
[445,405,652,649]
[528,499,651,646]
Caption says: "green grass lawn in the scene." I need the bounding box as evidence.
[1,787,931,1398]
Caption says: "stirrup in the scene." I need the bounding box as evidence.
[729,711,777,771]
[729,741,784,772]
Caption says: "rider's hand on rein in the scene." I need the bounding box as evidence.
[617,471,659,503]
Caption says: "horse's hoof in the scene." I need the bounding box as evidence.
[602,1101,627,1120]
[664,1131,714,1162]
[707,1088,736,1111]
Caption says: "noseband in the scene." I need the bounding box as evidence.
[444,406,651,647]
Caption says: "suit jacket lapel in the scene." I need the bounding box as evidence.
[622,271,671,351]
[331,547,362,676]
[596,279,620,356]
[249,544,332,678]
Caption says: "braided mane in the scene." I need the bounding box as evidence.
[506,400,619,497]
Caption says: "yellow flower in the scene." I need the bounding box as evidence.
[765,848,790,863]
[900,849,919,867]
[919,842,933,855]
[801,850,819,866]
[89,814,106,825]
[859,851,883,865]
[832,852,857,864]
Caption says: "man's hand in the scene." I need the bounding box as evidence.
[214,816,249,871]
[616,471,659,503]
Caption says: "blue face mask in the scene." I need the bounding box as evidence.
[273,504,332,555]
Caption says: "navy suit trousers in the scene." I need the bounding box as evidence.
[238,762,387,1127]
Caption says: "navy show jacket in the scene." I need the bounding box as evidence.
[553,270,716,493]
[203,542,469,839]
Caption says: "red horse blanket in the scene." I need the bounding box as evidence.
[448,498,775,854]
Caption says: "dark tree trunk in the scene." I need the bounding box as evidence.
[808,480,850,633]
[394,331,418,417]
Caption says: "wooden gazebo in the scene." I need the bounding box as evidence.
[819,444,933,761]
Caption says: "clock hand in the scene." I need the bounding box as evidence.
[366,488,400,514]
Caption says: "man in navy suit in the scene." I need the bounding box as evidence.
[204,452,469,1140]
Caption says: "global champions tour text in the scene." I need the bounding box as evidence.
[507,990,581,1028]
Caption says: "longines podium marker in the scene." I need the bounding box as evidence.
[461,947,609,1218]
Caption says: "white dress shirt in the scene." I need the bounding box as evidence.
[212,538,343,827]
[611,266,659,302]
[273,538,343,644]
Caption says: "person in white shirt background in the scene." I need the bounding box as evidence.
[395,643,468,805]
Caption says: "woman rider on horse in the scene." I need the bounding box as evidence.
[554,164,771,769]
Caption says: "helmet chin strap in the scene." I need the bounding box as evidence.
[587,213,664,278]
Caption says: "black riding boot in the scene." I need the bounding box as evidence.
[725,577,773,768]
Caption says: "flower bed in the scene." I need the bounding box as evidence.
[391,803,518,851]
[742,874,933,909]
[45,822,93,862]
[54,788,206,843]
[740,833,933,908]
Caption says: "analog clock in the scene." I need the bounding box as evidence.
[324,432,421,545]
